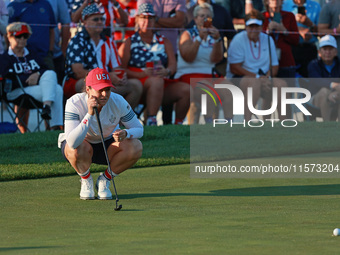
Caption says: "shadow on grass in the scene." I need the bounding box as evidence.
[120,184,340,199]
[0,246,62,252]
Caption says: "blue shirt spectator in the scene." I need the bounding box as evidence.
[7,0,57,67]
[47,0,71,84]
[282,0,321,44]
[307,35,340,121]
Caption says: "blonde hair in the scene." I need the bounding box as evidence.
[193,3,214,18]
[6,22,32,36]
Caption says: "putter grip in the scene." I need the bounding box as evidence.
[93,107,103,134]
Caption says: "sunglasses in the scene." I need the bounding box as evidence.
[197,14,212,19]
[14,34,29,39]
[139,15,155,20]
[90,17,105,22]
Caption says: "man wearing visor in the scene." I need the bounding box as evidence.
[226,9,288,121]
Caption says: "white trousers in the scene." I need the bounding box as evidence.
[7,70,64,127]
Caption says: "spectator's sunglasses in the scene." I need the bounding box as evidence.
[90,17,105,22]
[139,15,155,20]
[14,34,29,39]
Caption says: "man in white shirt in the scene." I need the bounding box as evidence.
[227,9,288,121]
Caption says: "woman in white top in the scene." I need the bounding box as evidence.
[176,3,232,123]
[227,9,287,121]
[58,68,143,200]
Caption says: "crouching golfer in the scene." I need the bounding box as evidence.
[58,68,143,200]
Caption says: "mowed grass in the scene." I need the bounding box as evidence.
[1,164,340,255]
[1,123,340,254]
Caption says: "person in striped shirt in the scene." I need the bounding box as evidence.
[64,4,142,108]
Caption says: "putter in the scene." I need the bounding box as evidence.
[94,107,122,211]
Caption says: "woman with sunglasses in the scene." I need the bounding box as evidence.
[0,22,63,132]
[118,3,190,126]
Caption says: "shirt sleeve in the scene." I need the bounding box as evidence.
[318,4,331,26]
[175,0,187,13]
[58,0,72,24]
[64,99,94,149]
[118,98,143,139]
[227,34,245,64]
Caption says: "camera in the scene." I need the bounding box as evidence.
[203,18,212,28]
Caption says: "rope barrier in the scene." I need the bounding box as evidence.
[17,22,339,38]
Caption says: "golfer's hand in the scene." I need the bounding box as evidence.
[113,129,127,142]
[87,96,98,115]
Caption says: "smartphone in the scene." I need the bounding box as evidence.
[273,12,281,23]
[203,17,212,28]
[298,6,306,15]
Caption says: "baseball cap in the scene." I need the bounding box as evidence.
[138,3,155,16]
[85,68,116,90]
[245,19,263,26]
[8,23,31,37]
[82,4,103,21]
[319,35,337,49]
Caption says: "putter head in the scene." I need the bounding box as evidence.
[114,204,123,211]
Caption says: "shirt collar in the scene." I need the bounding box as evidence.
[8,47,29,57]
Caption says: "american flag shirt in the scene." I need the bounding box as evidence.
[65,28,121,78]
[128,31,168,68]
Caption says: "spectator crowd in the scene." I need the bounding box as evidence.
[1,0,340,133]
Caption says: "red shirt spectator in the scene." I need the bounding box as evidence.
[262,10,299,68]
[115,0,137,47]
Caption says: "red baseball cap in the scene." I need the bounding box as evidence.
[86,68,116,90]
[11,24,31,37]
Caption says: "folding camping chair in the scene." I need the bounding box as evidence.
[0,74,48,133]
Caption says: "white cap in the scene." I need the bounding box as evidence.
[245,19,263,26]
[319,35,337,49]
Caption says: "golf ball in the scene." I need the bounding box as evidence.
[333,228,340,236]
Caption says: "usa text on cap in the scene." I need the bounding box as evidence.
[86,68,116,90]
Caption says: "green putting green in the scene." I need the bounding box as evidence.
[1,161,340,254]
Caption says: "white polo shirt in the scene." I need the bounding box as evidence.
[226,31,279,79]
